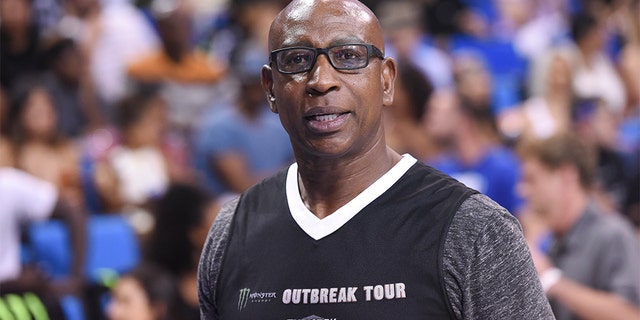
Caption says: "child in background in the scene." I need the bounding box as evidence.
[95,84,191,238]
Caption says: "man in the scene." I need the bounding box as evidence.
[198,0,553,319]
[377,1,454,90]
[429,91,523,215]
[127,0,227,136]
[42,37,104,138]
[518,133,640,320]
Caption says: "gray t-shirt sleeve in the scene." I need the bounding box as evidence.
[443,193,555,319]
[198,196,239,320]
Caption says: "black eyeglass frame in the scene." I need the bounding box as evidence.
[269,43,385,74]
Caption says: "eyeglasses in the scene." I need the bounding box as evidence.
[270,43,384,74]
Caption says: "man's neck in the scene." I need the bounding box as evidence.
[296,145,402,219]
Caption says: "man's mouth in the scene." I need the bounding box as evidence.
[305,112,350,132]
[309,114,341,122]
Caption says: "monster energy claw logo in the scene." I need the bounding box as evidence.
[238,288,251,310]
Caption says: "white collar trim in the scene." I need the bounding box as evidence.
[286,154,417,240]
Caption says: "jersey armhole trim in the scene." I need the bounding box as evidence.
[438,189,477,320]
[211,195,242,314]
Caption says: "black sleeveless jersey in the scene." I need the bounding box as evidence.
[216,161,476,320]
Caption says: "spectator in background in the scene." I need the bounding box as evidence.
[569,10,626,116]
[618,39,639,140]
[227,0,283,56]
[422,89,460,162]
[0,0,45,90]
[573,98,628,214]
[383,60,438,162]
[145,183,220,319]
[127,0,227,137]
[376,1,454,91]
[429,94,523,215]
[429,53,523,215]
[0,167,86,306]
[452,51,493,112]
[518,133,640,320]
[107,263,184,320]
[96,85,183,216]
[64,0,160,109]
[201,0,286,114]
[6,76,85,209]
[421,0,469,42]
[616,0,640,117]
[205,0,287,64]
[41,37,104,138]
[492,0,568,60]
[499,48,574,143]
[192,44,292,196]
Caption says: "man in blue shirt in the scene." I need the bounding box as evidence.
[192,43,293,196]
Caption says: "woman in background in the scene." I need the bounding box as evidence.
[6,76,84,208]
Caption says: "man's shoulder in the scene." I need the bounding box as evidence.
[405,162,478,203]
[410,162,469,186]
[459,193,515,218]
[448,193,521,240]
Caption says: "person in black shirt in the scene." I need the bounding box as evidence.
[198,0,555,319]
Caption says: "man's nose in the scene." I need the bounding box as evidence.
[306,54,340,96]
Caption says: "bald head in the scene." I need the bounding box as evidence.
[268,0,385,53]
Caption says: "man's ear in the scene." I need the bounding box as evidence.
[261,64,278,113]
[381,57,397,107]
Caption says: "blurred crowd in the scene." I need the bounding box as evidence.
[0,0,638,318]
